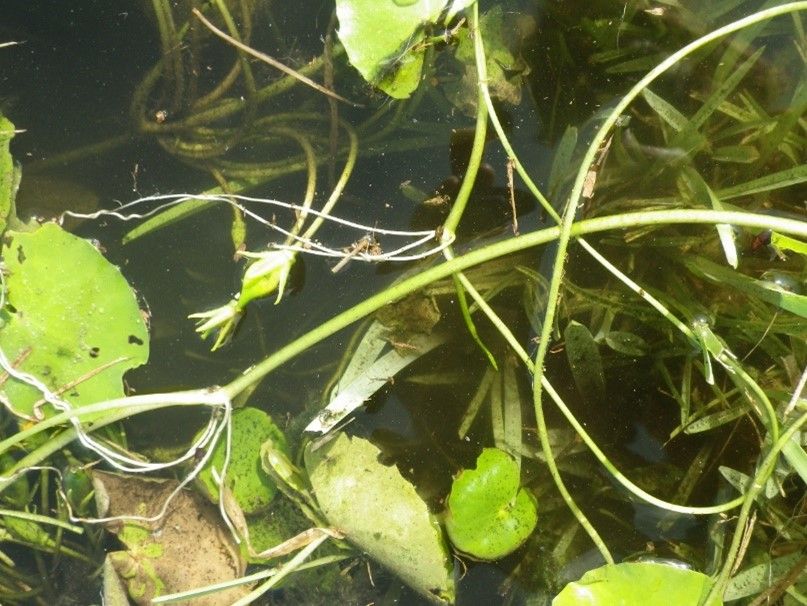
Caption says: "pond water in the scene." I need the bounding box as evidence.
[0,1,804,605]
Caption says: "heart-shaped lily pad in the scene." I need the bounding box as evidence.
[445,447,537,560]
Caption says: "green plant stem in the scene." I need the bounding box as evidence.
[269,128,317,243]
[150,0,185,110]
[446,271,495,368]
[440,5,499,370]
[705,410,807,603]
[0,509,82,534]
[151,554,348,603]
[441,66,487,236]
[300,122,357,241]
[222,208,807,398]
[5,212,803,519]
[466,0,723,515]
[133,49,330,135]
[469,10,554,221]
[231,533,330,606]
[466,3,611,562]
[24,135,135,173]
[212,0,257,98]
[0,390,224,489]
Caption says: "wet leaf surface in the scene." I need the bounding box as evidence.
[305,432,455,604]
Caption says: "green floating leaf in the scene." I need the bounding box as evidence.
[305,432,454,604]
[335,0,476,99]
[0,223,149,418]
[552,561,722,606]
[0,113,17,234]
[445,448,537,561]
[564,320,606,404]
[196,407,287,515]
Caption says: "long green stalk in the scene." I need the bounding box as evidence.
[467,3,612,563]
[222,208,807,399]
[3,212,802,518]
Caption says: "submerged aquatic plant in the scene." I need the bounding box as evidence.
[0,1,806,604]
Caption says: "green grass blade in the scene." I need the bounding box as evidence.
[717,163,807,199]
[684,402,752,433]
[642,88,692,132]
[681,167,738,267]
[685,256,807,319]
[691,46,765,130]
[770,232,807,256]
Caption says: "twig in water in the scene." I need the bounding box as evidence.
[331,235,381,273]
[506,157,518,235]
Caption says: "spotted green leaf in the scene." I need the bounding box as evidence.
[445,448,537,560]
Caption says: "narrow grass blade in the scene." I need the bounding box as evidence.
[685,256,807,319]
[711,144,759,163]
[682,167,738,268]
[717,164,807,199]
[642,88,692,132]
[770,232,807,256]
[684,402,751,433]
[691,47,765,130]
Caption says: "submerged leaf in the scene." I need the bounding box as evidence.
[684,256,807,320]
[306,322,447,434]
[724,552,807,601]
[604,331,648,357]
[564,320,606,403]
[0,223,149,418]
[446,6,533,112]
[305,432,454,603]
